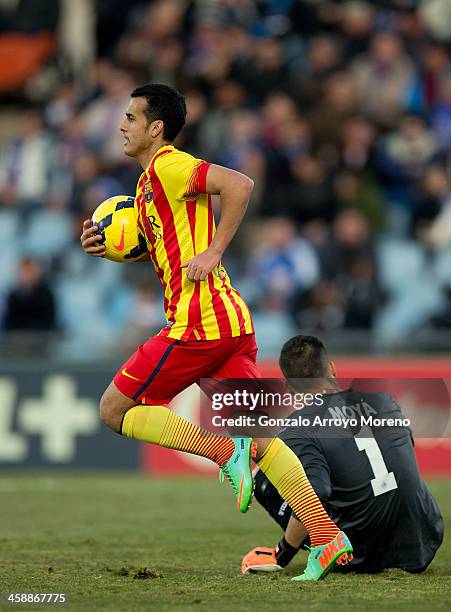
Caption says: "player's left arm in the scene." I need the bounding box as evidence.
[182,164,254,281]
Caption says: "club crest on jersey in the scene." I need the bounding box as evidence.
[144,180,154,203]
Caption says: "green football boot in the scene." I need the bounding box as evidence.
[292,531,353,581]
[219,436,256,513]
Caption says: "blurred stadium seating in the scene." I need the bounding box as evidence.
[2,0,451,360]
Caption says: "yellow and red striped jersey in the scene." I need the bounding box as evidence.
[135,144,254,341]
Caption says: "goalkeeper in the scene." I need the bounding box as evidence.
[242,335,443,577]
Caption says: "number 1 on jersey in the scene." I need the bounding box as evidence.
[355,426,398,497]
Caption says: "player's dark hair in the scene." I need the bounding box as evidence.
[279,335,329,379]
[131,83,186,142]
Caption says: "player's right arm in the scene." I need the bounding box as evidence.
[80,219,150,261]
[182,164,254,281]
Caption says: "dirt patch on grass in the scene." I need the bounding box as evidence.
[107,566,162,579]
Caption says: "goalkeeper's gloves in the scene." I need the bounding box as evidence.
[241,537,299,575]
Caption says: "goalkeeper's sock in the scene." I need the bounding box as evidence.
[257,438,339,547]
[121,404,234,466]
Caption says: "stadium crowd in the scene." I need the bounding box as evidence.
[1,0,451,358]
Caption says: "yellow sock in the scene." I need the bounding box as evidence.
[122,404,168,444]
[257,437,339,546]
[122,405,234,465]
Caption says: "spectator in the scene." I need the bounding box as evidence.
[292,280,344,332]
[319,208,376,281]
[428,193,451,249]
[247,217,320,312]
[431,74,451,152]
[231,37,289,103]
[340,1,374,60]
[350,31,416,126]
[408,42,450,112]
[3,258,56,332]
[420,0,451,42]
[219,109,263,170]
[289,154,336,224]
[194,79,248,161]
[340,115,375,172]
[68,151,125,216]
[176,89,208,156]
[308,72,357,148]
[0,110,53,211]
[261,92,300,149]
[80,67,134,163]
[428,286,451,329]
[333,169,385,231]
[120,284,165,352]
[375,115,439,227]
[342,253,384,329]
[413,165,450,241]
[294,35,343,109]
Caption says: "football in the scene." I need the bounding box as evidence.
[91,195,147,263]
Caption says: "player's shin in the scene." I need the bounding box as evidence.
[256,437,340,547]
[122,404,254,512]
[121,404,234,465]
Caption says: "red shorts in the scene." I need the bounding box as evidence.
[114,333,260,405]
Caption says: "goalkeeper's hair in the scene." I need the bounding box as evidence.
[131,83,186,142]
[279,335,329,380]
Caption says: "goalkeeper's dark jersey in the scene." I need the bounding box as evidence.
[264,388,443,573]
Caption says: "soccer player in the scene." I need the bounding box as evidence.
[80,84,352,579]
[242,335,444,577]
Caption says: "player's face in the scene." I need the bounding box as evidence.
[120,97,154,158]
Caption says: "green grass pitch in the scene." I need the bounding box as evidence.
[0,473,450,611]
